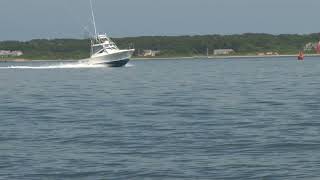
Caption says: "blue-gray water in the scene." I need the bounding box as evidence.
[1,58,320,179]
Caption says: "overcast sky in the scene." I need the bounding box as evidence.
[0,0,319,40]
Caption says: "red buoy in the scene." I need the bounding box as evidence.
[298,51,304,60]
[316,41,320,54]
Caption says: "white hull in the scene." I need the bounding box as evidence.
[81,49,134,67]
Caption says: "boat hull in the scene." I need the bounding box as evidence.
[101,58,130,67]
[82,49,134,67]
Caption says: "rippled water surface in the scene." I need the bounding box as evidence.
[1,58,320,179]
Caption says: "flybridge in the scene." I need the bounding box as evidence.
[98,34,108,39]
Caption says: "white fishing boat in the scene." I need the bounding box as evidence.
[82,0,134,67]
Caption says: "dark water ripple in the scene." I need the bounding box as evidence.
[1,58,320,179]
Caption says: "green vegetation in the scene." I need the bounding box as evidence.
[0,33,319,60]
[0,39,90,60]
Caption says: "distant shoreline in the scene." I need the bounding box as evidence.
[132,54,320,60]
[1,34,320,62]
[1,54,320,62]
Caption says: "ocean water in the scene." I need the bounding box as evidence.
[0,57,320,179]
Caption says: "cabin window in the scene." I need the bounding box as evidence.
[92,45,104,54]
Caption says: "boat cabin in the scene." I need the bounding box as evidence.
[91,34,119,55]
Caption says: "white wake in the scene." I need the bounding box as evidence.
[0,61,134,69]
[0,62,106,69]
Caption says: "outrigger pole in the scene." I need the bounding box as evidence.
[90,0,98,38]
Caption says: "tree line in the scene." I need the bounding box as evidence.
[0,33,319,60]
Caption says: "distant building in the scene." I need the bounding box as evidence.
[304,42,317,52]
[303,41,320,53]
[266,52,279,55]
[140,50,161,57]
[214,49,235,55]
[0,50,23,57]
[256,52,279,56]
